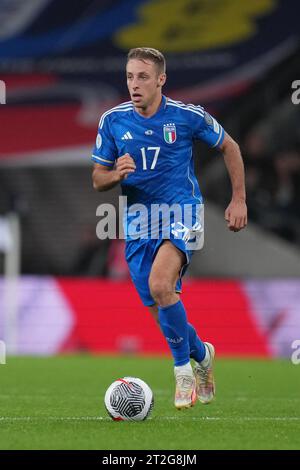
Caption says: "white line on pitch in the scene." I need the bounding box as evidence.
[0,416,300,422]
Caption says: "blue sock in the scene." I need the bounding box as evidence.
[158,300,190,366]
[188,323,206,363]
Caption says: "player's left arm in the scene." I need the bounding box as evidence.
[219,132,247,232]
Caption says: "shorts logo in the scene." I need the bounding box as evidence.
[163,123,176,144]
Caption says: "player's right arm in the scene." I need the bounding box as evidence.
[92,154,136,192]
[91,110,135,191]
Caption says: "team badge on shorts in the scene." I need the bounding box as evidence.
[163,123,177,144]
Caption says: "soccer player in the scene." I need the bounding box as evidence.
[92,48,247,410]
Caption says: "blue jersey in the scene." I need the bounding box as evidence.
[91,95,224,239]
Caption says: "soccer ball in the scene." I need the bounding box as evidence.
[104,377,154,421]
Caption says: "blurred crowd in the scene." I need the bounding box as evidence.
[201,96,300,245]
[72,224,129,279]
[242,97,300,244]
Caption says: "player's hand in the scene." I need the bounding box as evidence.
[225,199,247,232]
[116,153,136,180]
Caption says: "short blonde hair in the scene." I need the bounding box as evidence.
[127,47,166,74]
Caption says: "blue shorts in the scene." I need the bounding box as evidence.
[125,237,194,306]
[125,205,204,306]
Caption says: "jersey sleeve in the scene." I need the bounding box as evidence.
[190,107,224,149]
[91,113,118,167]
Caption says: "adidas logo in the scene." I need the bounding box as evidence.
[121,131,133,140]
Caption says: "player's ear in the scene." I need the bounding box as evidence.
[157,73,166,87]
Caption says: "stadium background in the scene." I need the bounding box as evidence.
[0,0,300,450]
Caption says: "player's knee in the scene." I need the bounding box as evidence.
[149,279,173,304]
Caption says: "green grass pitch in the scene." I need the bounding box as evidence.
[0,355,299,450]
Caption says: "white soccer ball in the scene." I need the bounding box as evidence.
[104,377,154,421]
